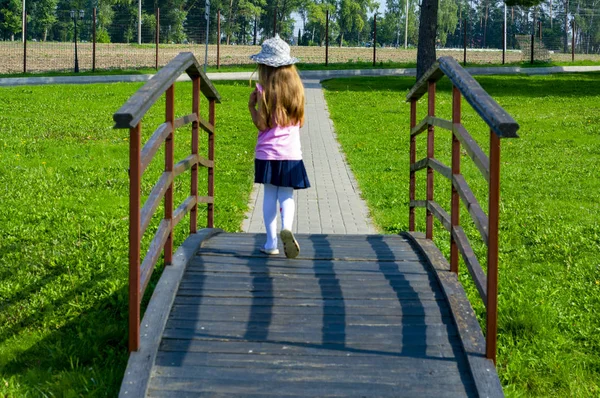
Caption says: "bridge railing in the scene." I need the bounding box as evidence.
[406,56,519,364]
[113,52,221,351]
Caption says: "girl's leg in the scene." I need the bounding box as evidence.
[277,186,295,231]
[262,183,279,250]
[278,187,299,258]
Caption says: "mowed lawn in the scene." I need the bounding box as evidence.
[0,80,256,396]
[321,73,600,397]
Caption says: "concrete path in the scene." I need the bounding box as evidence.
[241,79,376,235]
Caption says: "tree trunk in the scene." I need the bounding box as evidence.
[340,32,343,47]
[416,0,439,79]
[563,0,569,53]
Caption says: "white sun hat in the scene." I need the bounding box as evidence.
[250,34,299,67]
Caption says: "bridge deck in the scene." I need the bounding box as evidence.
[127,231,501,397]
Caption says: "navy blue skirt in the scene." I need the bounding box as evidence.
[255,159,311,189]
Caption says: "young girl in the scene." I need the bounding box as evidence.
[248,35,310,259]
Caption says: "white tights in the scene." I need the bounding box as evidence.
[263,184,295,250]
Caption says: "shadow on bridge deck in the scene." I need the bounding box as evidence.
[120,230,503,397]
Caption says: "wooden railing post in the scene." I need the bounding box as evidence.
[426,81,435,240]
[487,130,501,364]
[165,85,175,265]
[450,86,461,274]
[128,123,142,352]
[191,78,200,234]
[207,100,216,228]
[409,100,417,232]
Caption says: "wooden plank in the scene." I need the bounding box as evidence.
[182,271,437,284]
[405,60,444,101]
[404,232,504,398]
[429,158,452,180]
[197,196,214,204]
[452,226,488,304]
[410,116,430,137]
[147,377,474,397]
[187,259,430,272]
[195,248,421,262]
[199,116,215,135]
[175,288,444,300]
[410,200,427,208]
[140,219,172,295]
[429,116,453,132]
[173,113,198,130]
[173,196,196,228]
[453,123,490,183]
[140,122,171,173]
[118,228,223,398]
[410,157,428,173]
[173,154,198,178]
[113,52,220,129]
[452,174,489,244]
[159,337,462,357]
[160,328,459,346]
[438,56,519,138]
[140,172,173,236]
[426,201,452,232]
[197,155,214,168]
[154,350,466,371]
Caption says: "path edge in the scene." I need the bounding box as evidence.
[118,228,223,398]
[402,231,504,398]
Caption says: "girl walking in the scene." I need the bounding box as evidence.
[248,35,310,259]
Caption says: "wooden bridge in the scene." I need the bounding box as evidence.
[114,54,518,397]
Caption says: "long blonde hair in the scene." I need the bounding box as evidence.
[257,64,304,129]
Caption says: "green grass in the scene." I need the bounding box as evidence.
[0,80,256,396]
[321,73,600,397]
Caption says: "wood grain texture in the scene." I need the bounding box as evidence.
[452,174,489,244]
[453,123,490,183]
[131,232,493,397]
[140,122,172,173]
[140,172,173,237]
[452,226,488,304]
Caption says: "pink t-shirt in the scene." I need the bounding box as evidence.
[254,83,303,161]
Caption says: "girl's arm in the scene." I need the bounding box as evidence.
[248,89,268,131]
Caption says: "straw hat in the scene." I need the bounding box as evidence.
[250,34,299,67]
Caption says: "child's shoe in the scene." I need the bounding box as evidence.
[280,229,300,259]
[260,247,279,255]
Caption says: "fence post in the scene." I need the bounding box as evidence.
[463,18,467,66]
[164,85,175,265]
[530,33,534,64]
[128,122,142,352]
[426,81,435,240]
[571,19,575,61]
[487,130,501,365]
[208,100,216,228]
[325,9,329,66]
[409,100,416,231]
[156,8,160,70]
[93,7,97,72]
[217,9,221,69]
[191,77,200,233]
[23,14,26,74]
[373,13,377,66]
[502,20,505,65]
[450,86,461,274]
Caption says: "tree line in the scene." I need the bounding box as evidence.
[1,0,599,54]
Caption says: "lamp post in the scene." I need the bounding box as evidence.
[71,10,84,73]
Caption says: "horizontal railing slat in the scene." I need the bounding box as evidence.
[173,196,197,228]
[174,113,198,130]
[113,52,221,129]
[410,200,427,208]
[410,158,428,173]
[198,196,214,204]
[429,158,452,181]
[406,57,519,139]
[199,117,215,135]
[410,117,429,137]
[139,218,172,295]
[197,155,214,168]
[427,201,451,232]
[453,124,490,183]
[174,154,198,178]
[452,226,488,305]
[430,117,453,132]
[140,172,173,237]
[141,123,172,174]
[453,175,489,245]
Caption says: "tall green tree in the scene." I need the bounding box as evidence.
[0,0,22,41]
[29,0,58,41]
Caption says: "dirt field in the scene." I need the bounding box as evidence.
[1,42,599,74]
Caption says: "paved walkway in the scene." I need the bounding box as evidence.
[241,79,376,235]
